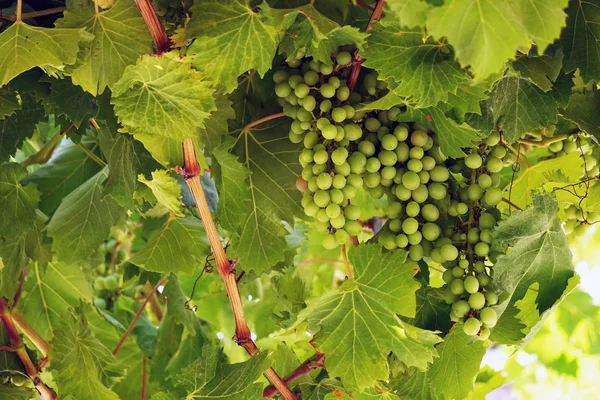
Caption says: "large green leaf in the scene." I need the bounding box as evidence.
[297,244,440,389]
[112,54,216,167]
[56,0,153,95]
[137,170,184,217]
[129,216,211,275]
[0,163,40,237]
[508,0,569,51]
[0,22,92,87]
[387,0,432,28]
[513,52,564,92]
[362,24,468,108]
[561,88,600,141]
[50,308,120,400]
[0,86,20,120]
[47,169,125,264]
[0,92,46,162]
[428,327,486,400]
[187,0,279,92]
[492,193,575,332]
[561,0,600,82]
[44,76,96,128]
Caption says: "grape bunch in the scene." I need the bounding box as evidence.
[273,52,387,249]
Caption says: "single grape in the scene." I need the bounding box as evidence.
[275,82,292,97]
[485,132,500,146]
[330,214,346,229]
[463,317,481,336]
[326,203,341,219]
[294,83,310,98]
[467,184,483,201]
[359,140,376,157]
[366,157,381,173]
[479,212,496,229]
[365,118,381,132]
[381,166,397,180]
[408,244,424,261]
[345,220,362,236]
[331,148,348,165]
[313,190,330,207]
[465,152,483,169]
[402,218,419,235]
[335,229,350,244]
[344,124,363,141]
[303,71,319,86]
[402,171,421,190]
[322,234,339,249]
[394,125,409,141]
[411,130,429,147]
[273,70,289,84]
[484,188,502,206]
[452,266,464,278]
[485,291,499,305]
[422,204,439,221]
[343,105,356,119]
[321,124,338,140]
[406,201,420,217]
[478,326,491,340]
[468,292,486,310]
[381,135,399,151]
[412,184,429,203]
[453,300,470,317]
[422,223,441,241]
[320,63,334,75]
[320,99,332,112]
[288,75,303,88]
[477,273,490,286]
[441,244,458,261]
[336,86,350,101]
[428,183,447,200]
[336,51,352,65]
[379,150,398,166]
[328,76,341,88]
[345,204,361,220]
[450,279,465,295]
[479,307,497,327]
[486,156,503,173]
[331,188,345,204]
[320,83,336,98]
[464,276,480,294]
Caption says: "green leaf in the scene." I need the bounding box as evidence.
[199,91,235,155]
[499,151,584,210]
[129,216,211,275]
[44,76,96,128]
[137,170,184,217]
[513,51,564,92]
[508,0,569,51]
[362,24,468,108]
[0,86,20,120]
[0,163,40,237]
[187,0,279,92]
[485,74,560,143]
[397,107,480,158]
[162,275,200,335]
[561,0,600,82]
[0,92,45,162]
[50,308,119,400]
[223,119,303,273]
[22,137,102,214]
[428,327,486,400]
[0,22,92,87]
[391,369,438,400]
[19,262,94,341]
[112,54,216,166]
[0,385,34,400]
[446,81,490,121]
[492,193,575,331]
[427,0,530,78]
[297,244,440,389]
[56,0,154,95]
[561,88,600,141]
[387,0,432,28]
[47,169,125,264]
[405,287,452,333]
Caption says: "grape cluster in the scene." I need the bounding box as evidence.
[274,52,386,249]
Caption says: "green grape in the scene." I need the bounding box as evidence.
[343,184,357,200]
[468,292,486,310]
[422,223,441,241]
[326,203,341,219]
[485,291,499,305]
[94,297,107,309]
[452,266,464,278]
[343,105,356,120]
[418,170,430,183]
[464,276,479,294]
[485,132,500,146]
[94,277,106,291]
[307,177,318,192]
[491,146,507,158]
[320,99,332,112]
[395,184,412,201]
[366,157,381,173]
[479,229,492,243]
[358,140,376,157]
[442,269,454,284]
[320,83,336,98]
[429,165,449,182]
[379,232,397,250]
[379,150,398,166]
[296,108,312,122]
[478,326,491,340]
[479,213,496,229]
[328,76,341,88]
[347,174,363,188]
[335,162,351,176]
[408,244,424,261]
[465,152,483,169]
[408,231,422,245]
[428,183,447,200]
[313,149,328,165]
[407,159,423,172]
[312,163,327,175]
[302,95,316,112]
[104,275,120,291]
[321,124,338,140]
[345,220,362,236]
[389,219,402,233]
[402,218,419,235]
[320,63,334,75]
[394,142,410,162]
[316,209,329,223]
[331,107,346,122]
[467,228,480,243]
[410,130,429,147]
[363,118,380,133]
[336,86,350,101]
[406,201,420,217]
[477,273,490,286]
[336,51,352,65]
[289,75,303,88]
[412,184,429,203]
[421,204,439,221]
[295,83,310,98]
[483,188,502,206]
[335,229,350,244]
[344,123,362,141]
[381,135,399,150]
[273,70,290,83]
[303,131,319,149]
[330,189,344,204]
[330,214,346,229]
[402,171,421,190]
[332,174,346,189]
[421,156,436,171]
[441,244,458,261]
[381,166,397,180]
[478,174,492,188]
[474,261,486,273]
[463,317,481,336]
[388,107,401,121]
[474,242,490,257]
[467,184,483,201]
[409,147,424,160]
[313,190,330,207]
[331,148,348,165]
[479,307,497,327]
[287,59,302,68]
[486,156,503,173]
[450,279,465,295]
[275,82,292,97]
[364,172,381,188]
[303,71,319,86]
[345,204,361,220]
[304,202,319,217]
[453,300,470,317]
[322,234,339,249]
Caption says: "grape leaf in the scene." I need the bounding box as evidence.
[513,51,564,92]
[446,82,490,121]
[173,342,270,400]
[137,170,184,217]
[297,244,440,389]
[44,76,96,128]
[112,54,216,167]
[199,91,235,155]
[508,0,569,51]
[492,193,575,330]
[56,0,154,95]
[390,369,438,400]
[0,92,45,162]
[47,169,125,264]
[0,86,20,120]
[129,216,211,275]
[0,385,34,400]
[186,0,278,92]
[162,276,199,335]
[22,137,102,215]
[561,88,600,141]
[486,74,560,143]
[19,261,94,341]
[362,24,468,108]
[0,22,92,87]
[0,163,40,238]
[499,151,583,210]
[561,0,600,82]
[223,119,303,273]
[387,0,431,28]
[427,0,530,78]
[404,287,452,333]
[428,327,486,400]
[397,107,480,158]
[50,308,120,400]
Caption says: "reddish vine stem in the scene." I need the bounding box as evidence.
[0,299,57,400]
[12,310,49,358]
[263,352,326,398]
[135,0,170,54]
[347,0,386,91]
[180,138,297,400]
[242,112,286,132]
[113,277,167,356]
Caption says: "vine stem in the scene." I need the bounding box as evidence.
[135,0,170,54]
[347,0,386,91]
[501,197,523,211]
[16,0,22,22]
[21,124,72,167]
[12,310,49,358]
[0,7,65,21]
[517,134,568,147]
[0,299,57,400]
[501,136,531,168]
[180,138,297,400]
[242,112,286,132]
[263,352,326,398]
[113,277,167,356]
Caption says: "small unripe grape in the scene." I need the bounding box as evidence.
[330,214,346,229]
[479,307,497,327]
[418,170,430,183]
[463,317,481,336]
[478,174,492,188]
[388,219,402,233]
[336,51,352,65]
[365,118,381,132]
[320,63,333,75]
[409,147,424,160]
[485,291,499,305]
[322,234,339,249]
[422,204,439,222]
[464,276,479,294]
[381,166,397,180]
[296,108,312,122]
[421,156,436,171]
[381,135,398,150]
[484,188,502,206]
[452,266,464,278]
[412,184,429,203]
[345,220,362,236]
[402,171,421,190]
[328,76,341,88]
[395,142,410,161]
[430,165,449,182]
[331,107,346,123]
[450,279,465,295]
[395,184,412,201]
[294,83,310,98]
[313,190,330,207]
[343,105,355,119]
[422,223,441,241]
[441,244,459,261]
[366,157,381,173]
[468,292,486,310]
[477,273,490,286]
[428,183,447,200]
[345,204,361,220]
[330,188,344,204]
[304,202,319,217]
[467,184,483,201]
[379,150,398,166]
[388,107,400,121]
[307,177,318,192]
[332,174,346,189]
[347,174,363,188]
[453,300,470,317]
[411,130,429,147]
[474,242,490,257]
[275,82,292,97]
[479,229,492,243]
[487,156,503,173]
[336,86,350,101]
[479,213,496,229]
[94,277,106,291]
[478,326,491,340]
[465,152,483,169]
[320,99,332,112]
[331,148,348,165]
[344,123,362,141]
[335,161,351,176]
[316,209,329,223]
[407,159,423,172]
[402,217,419,235]
[406,201,420,217]
[320,124,338,140]
[303,71,319,86]
[474,261,486,273]
[320,83,336,98]
[442,269,454,284]
[358,140,376,157]
[312,163,326,175]
[408,244,424,261]
[94,297,107,309]
[288,75,303,88]
[492,146,507,158]
[364,172,381,188]
[408,231,423,245]
[394,233,408,248]
[335,229,350,244]
[273,70,289,83]
[485,132,501,146]
[394,124,409,141]
[326,203,341,219]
